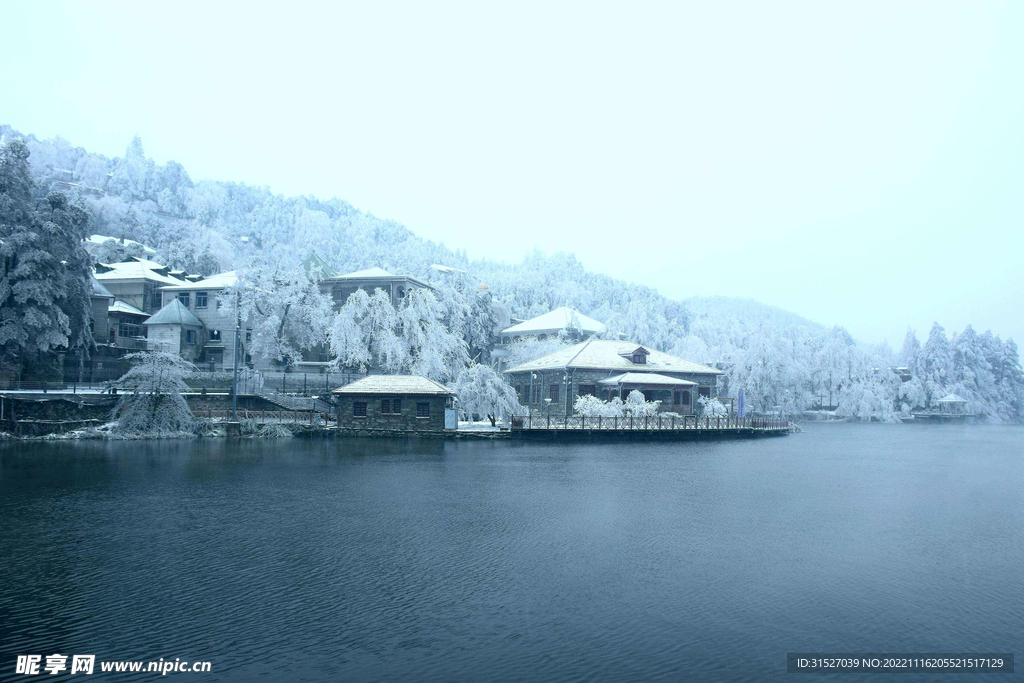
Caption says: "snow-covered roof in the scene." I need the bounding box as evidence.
[506,339,724,375]
[430,263,467,275]
[333,375,453,396]
[161,271,238,291]
[93,261,183,285]
[937,393,968,403]
[129,257,171,270]
[109,300,147,316]
[90,277,114,299]
[86,234,157,255]
[598,372,698,387]
[143,299,203,327]
[338,267,395,279]
[502,307,606,336]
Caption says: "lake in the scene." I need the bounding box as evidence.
[1,424,1021,681]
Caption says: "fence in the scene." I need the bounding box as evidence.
[4,368,366,396]
[200,407,335,426]
[513,414,790,431]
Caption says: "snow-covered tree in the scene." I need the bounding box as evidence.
[574,394,625,417]
[112,351,196,435]
[93,237,148,265]
[698,395,728,417]
[230,254,334,367]
[921,322,952,405]
[624,389,659,417]
[106,135,153,202]
[452,363,523,425]
[330,287,469,382]
[0,139,93,376]
[504,336,570,368]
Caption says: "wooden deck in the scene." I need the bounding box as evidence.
[511,414,791,440]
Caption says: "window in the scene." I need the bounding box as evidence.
[177,293,190,308]
[680,391,691,405]
[698,387,711,399]
[392,399,401,413]
[632,353,646,364]
[381,399,391,414]
[353,401,367,417]
[185,329,196,344]
[195,291,208,309]
[245,330,252,342]
[209,330,221,342]
[117,323,142,338]
[538,333,547,341]
[416,402,430,418]
[578,384,596,397]
[549,385,559,402]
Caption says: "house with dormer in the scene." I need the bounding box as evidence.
[504,339,722,416]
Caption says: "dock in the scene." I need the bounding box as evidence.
[510,414,791,440]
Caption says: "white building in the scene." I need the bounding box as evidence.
[500,306,606,344]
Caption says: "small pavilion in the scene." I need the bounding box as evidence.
[936,393,970,415]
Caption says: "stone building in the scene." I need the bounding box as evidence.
[93,257,191,315]
[159,271,252,369]
[333,375,455,433]
[89,277,115,344]
[106,300,150,350]
[505,339,723,416]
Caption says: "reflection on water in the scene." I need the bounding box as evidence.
[1,425,1022,682]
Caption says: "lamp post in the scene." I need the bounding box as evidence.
[230,289,241,422]
[231,326,240,421]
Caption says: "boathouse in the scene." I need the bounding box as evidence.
[505,339,723,416]
[333,375,456,433]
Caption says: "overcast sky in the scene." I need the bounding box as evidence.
[2,1,1021,346]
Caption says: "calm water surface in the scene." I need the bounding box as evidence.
[1,424,1021,681]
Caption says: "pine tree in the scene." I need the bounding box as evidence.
[0,140,73,374]
[921,322,952,405]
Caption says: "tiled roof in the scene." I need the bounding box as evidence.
[506,339,723,375]
[333,375,453,395]
[338,267,394,278]
[502,307,606,336]
[143,299,203,327]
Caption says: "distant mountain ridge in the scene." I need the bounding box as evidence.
[0,123,820,347]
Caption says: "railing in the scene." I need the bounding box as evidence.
[254,387,333,414]
[0,380,115,393]
[200,407,335,426]
[512,414,790,431]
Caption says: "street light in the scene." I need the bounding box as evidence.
[230,289,241,422]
